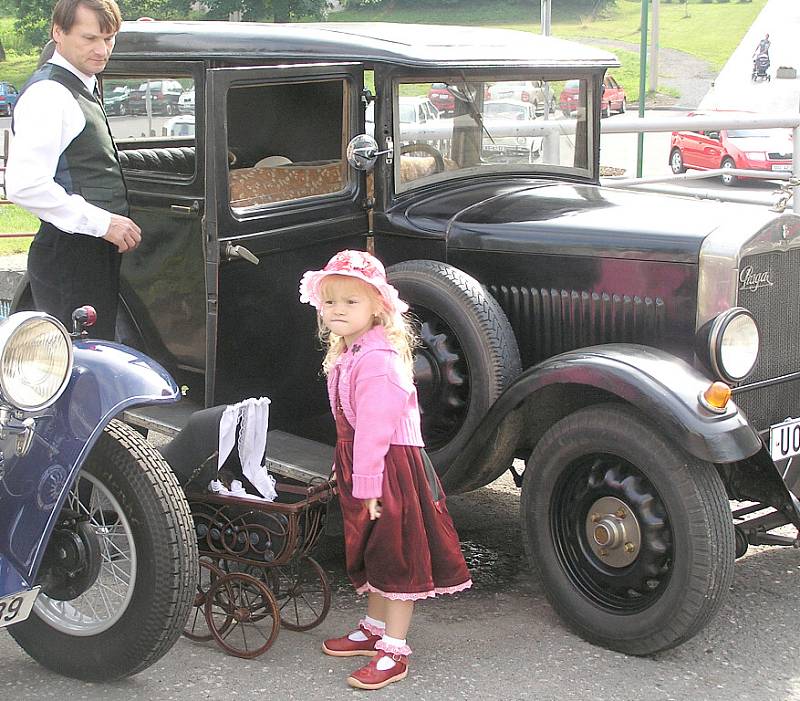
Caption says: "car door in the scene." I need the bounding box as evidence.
[205,63,369,434]
[105,61,207,400]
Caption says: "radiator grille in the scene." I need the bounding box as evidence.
[488,285,665,367]
[734,248,800,430]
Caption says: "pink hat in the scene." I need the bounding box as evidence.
[299,250,409,316]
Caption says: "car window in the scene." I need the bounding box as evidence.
[394,78,589,193]
[226,78,349,212]
[104,73,196,178]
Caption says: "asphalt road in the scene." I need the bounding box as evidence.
[2,471,800,701]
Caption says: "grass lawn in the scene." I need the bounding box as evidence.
[333,0,768,72]
[0,205,36,253]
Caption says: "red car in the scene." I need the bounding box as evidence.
[669,111,793,186]
[559,75,626,118]
[427,82,455,115]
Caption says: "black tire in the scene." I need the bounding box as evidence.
[720,156,738,187]
[619,97,627,114]
[520,404,734,655]
[601,101,611,118]
[9,419,198,681]
[670,148,686,174]
[386,260,521,475]
[165,102,175,116]
[118,101,127,116]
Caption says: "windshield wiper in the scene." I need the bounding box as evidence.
[447,73,495,145]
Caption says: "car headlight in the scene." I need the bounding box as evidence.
[745,152,766,161]
[0,312,73,411]
[708,308,759,383]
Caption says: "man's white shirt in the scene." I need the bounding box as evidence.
[5,50,112,237]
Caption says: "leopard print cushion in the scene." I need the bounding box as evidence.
[229,161,346,208]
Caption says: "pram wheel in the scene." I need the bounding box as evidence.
[184,558,227,642]
[204,572,280,658]
[273,556,332,631]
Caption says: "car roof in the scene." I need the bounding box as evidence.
[113,21,619,69]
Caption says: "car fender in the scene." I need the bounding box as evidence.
[443,343,762,493]
[0,339,178,592]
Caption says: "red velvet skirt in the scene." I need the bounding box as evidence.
[334,408,472,600]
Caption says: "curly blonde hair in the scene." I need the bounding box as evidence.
[317,276,417,379]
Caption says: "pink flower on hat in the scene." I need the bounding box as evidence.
[299,250,409,317]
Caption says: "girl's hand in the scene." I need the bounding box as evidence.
[364,498,382,520]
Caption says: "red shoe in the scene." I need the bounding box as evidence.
[322,626,381,657]
[347,651,409,690]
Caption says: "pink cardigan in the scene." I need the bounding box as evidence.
[328,326,424,499]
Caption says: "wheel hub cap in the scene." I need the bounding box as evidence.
[585,496,642,567]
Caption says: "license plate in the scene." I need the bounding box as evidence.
[771,164,792,171]
[0,587,40,629]
[483,144,507,152]
[770,417,800,461]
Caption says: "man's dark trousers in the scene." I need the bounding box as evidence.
[28,222,121,340]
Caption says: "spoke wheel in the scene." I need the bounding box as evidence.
[204,572,280,659]
[273,556,331,631]
[521,404,734,655]
[9,420,197,680]
[184,558,226,642]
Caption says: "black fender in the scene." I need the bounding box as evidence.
[442,343,762,493]
[0,339,179,587]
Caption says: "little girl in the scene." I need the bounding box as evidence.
[299,250,472,690]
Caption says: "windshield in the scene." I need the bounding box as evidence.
[727,128,787,138]
[394,75,591,192]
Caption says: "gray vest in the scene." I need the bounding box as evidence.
[16,63,128,217]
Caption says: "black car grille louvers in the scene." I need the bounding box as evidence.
[488,285,666,368]
[734,248,800,431]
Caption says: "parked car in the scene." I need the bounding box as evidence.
[164,114,195,137]
[127,79,183,115]
[481,99,543,162]
[670,110,793,186]
[560,74,625,117]
[0,309,197,680]
[427,82,455,115]
[102,85,130,116]
[487,80,554,115]
[17,20,800,659]
[0,81,19,116]
[178,87,195,114]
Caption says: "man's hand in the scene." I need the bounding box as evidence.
[364,498,382,520]
[103,214,142,253]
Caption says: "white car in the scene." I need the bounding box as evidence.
[481,100,544,163]
[178,87,195,114]
[163,114,195,137]
[486,81,554,116]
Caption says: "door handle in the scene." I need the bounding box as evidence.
[223,242,260,265]
[170,200,201,215]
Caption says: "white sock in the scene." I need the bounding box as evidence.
[376,635,406,671]
[347,616,385,641]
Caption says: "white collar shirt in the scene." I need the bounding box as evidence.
[5,50,113,237]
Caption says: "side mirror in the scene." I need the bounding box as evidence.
[347,134,392,171]
[706,131,720,141]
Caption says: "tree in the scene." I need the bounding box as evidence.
[202,0,327,22]
[14,0,194,49]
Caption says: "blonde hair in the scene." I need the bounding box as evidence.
[317,276,417,379]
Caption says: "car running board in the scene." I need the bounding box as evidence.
[122,403,334,484]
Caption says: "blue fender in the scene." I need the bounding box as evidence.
[444,344,763,492]
[0,339,178,594]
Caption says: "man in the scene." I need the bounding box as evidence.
[6,0,141,340]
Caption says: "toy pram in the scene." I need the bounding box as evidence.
[159,398,335,659]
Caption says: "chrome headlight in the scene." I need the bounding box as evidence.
[708,308,759,383]
[0,312,72,411]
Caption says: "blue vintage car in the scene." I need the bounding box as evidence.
[0,310,197,680]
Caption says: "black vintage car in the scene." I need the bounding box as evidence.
[14,20,800,656]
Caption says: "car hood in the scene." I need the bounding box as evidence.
[399,180,772,263]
